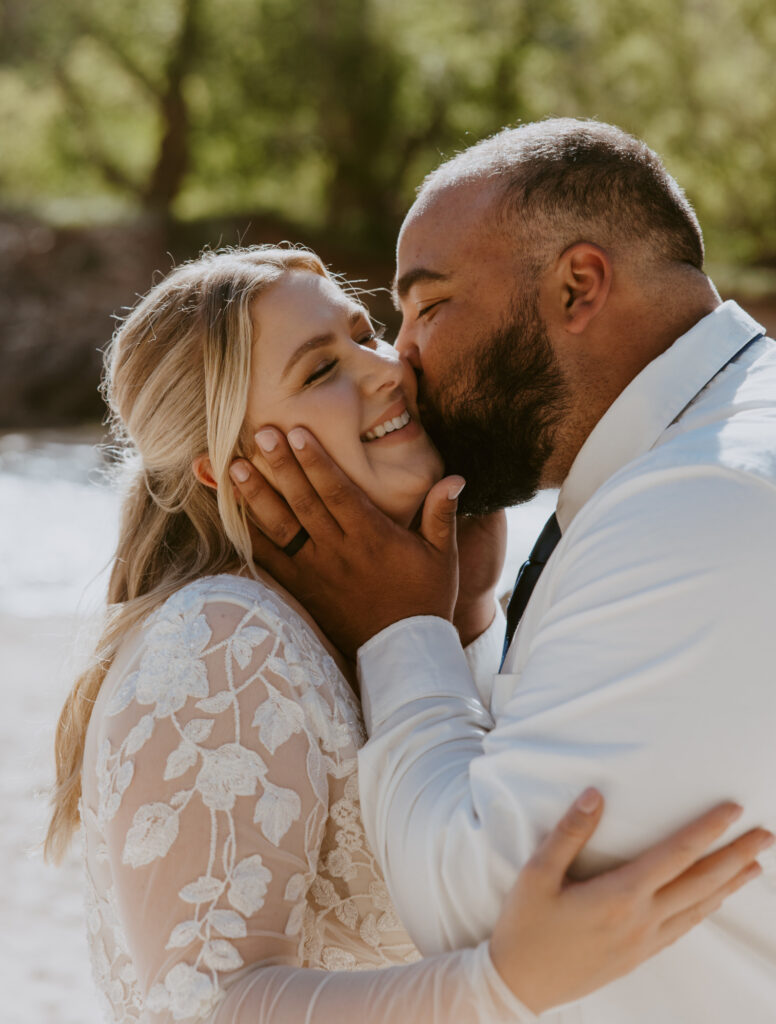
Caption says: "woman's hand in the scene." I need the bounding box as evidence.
[489,790,773,1014]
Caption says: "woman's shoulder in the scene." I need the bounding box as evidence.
[104,574,295,690]
[161,572,294,619]
[145,573,321,652]
[108,573,359,729]
[90,573,363,813]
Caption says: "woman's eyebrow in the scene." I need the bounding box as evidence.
[280,309,365,380]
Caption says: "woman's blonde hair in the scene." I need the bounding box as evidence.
[45,244,329,862]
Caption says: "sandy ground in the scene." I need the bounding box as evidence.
[0,614,102,1024]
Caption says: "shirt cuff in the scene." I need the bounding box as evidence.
[478,940,539,1023]
[357,616,482,733]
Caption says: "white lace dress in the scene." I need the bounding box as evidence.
[80,574,533,1024]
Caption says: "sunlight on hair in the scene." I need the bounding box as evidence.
[46,244,331,862]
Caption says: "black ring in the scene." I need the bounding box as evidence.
[282,527,309,557]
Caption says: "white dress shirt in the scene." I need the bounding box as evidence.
[357,301,776,1022]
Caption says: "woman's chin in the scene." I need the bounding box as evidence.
[405,503,425,532]
[363,454,444,528]
[376,498,419,530]
[381,480,443,531]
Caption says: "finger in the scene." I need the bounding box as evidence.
[284,427,386,532]
[255,428,342,542]
[230,458,303,550]
[243,515,304,582]
[655,828,774,917]
[657,861,762,949]
[618,802,744,890]
[525,788,605,889]
[420,476,466,553]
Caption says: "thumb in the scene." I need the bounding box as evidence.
[420,476,465,552]
[527,788,604,890]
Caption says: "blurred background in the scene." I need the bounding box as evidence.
[1,0,774,1020]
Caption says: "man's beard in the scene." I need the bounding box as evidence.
[418,291,569,516]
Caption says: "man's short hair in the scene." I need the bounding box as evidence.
[419,118,704,271]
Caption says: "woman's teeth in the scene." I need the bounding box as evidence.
[363,408,411,442]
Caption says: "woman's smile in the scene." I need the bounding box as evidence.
[361,402,419,444]
[244,270,444,526]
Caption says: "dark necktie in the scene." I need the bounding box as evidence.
[501,512,561,667]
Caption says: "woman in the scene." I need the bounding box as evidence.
[46,246,768,1023]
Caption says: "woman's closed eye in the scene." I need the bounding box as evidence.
[304,359,338,386]
[302,327,386,387]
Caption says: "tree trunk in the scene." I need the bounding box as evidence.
[142,0,200,222]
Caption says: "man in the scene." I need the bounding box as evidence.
[232,119,776,1020]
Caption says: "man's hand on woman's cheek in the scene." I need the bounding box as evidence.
[229,426,466,658]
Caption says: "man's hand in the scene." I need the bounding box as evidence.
[454,510,507,646]
[229,427,465,657]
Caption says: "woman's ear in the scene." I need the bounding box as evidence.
[554,242,612,335]
[192,454,218,490]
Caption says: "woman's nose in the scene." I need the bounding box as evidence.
[357,342,404,394]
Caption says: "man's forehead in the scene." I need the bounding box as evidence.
[396,179,505,281]
[404,178,503,243]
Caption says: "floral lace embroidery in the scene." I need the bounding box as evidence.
[81,575,417,1023]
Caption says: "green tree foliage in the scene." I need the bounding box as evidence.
[0,0,774,263]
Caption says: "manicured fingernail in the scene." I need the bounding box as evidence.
[448,478,466,500]
[288,428,307,450]
[756,832,775,850]
[230,462,250,483]
[256,430,278,452]
[576,788,601,813]
[726,804,744,823]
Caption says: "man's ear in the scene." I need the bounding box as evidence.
[552,242,612,335]
[192,454,218,490]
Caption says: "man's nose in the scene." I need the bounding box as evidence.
[394,324,422,371]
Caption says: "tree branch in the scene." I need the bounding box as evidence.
[141,0,201,214]
[70,12,162,100]
[53,62,142,196]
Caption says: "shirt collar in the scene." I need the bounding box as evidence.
[556,300,765,531]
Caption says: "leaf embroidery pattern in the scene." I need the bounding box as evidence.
[84,576,419,1022]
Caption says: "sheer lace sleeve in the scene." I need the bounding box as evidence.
[86,578,533,1024]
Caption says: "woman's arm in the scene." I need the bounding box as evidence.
[211,792,765,1022]
[97,586,767,1023]
[97,587,531,1023]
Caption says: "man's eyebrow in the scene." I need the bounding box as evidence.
[281,308,365,380]
[391,268,450,306]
